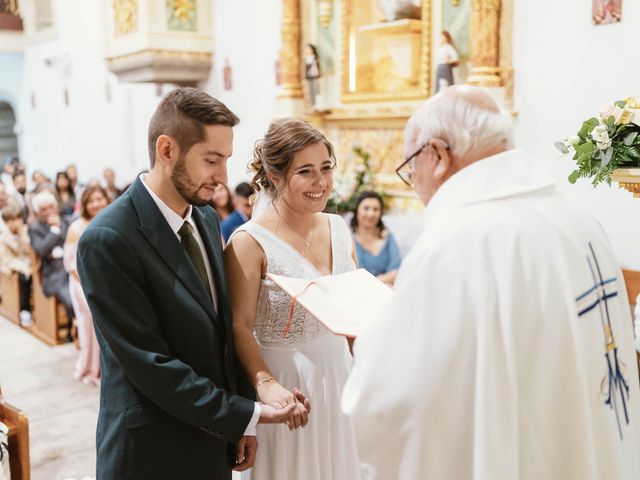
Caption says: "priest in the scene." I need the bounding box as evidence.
[342,85,640,479]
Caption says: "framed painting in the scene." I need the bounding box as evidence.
[593,0,622,25]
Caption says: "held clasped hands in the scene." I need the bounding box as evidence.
[234,382,310,472]
[257,379,311,431]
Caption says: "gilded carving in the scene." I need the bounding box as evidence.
[467,0,501,86]
[279,0,303,99]
[167,0,197,32]
[341,0,431,103]
[499,0,514,110]
[6,0,19,15]
[317,0,333,28]
[335,128,404,180]
[113,0,137,36]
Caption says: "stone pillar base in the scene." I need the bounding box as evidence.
[277,84,304,99]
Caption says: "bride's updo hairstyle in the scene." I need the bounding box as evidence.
[249,118,336,196]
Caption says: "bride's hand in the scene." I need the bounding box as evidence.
[257,380,296,409]
[291,388,310,430]
[257,381,308,430]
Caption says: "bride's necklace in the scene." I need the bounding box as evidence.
[277,212,317,258]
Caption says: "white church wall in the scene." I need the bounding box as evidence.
[0,52,23,119]
[205,0,282,188]
[16,0,159,187]
[512,0,640,267]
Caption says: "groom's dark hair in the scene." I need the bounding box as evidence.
[147,87,239,167]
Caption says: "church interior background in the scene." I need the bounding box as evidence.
[1,0,640,478]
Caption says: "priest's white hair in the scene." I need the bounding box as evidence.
[31,190,57,214]
[406,85,514,159]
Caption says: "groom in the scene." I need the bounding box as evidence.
[77,88,295,479]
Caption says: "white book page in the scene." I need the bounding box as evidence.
[267,269,393,337]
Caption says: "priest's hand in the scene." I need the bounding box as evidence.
[233,435,257,472]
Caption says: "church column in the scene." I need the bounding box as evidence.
[467,0,501,87]
[278,0,303,99]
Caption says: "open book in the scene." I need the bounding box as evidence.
[267,268,393,337]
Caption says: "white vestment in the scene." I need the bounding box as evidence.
[342,149,640,480]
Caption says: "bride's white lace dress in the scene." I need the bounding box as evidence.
[233,213,362,480]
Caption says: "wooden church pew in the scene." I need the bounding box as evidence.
[0,397,30,480]
[0,272,20,325]
[621,268,640,373]
[29,251,69,346]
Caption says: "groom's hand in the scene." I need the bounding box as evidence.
[258,402,296,424]
[233,435,257,472]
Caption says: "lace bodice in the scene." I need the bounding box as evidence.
[233,214,356,347]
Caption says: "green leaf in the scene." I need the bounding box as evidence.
[578,117,600,139]
[605,116,615,129]
[568,170,581,184]
[555,141,570,154]
[615,100,626,108]
[577,141,595,156]
[624,131,638,146]
[600,146,614,168]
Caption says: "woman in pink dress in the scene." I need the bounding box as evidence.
[63,184,110,386]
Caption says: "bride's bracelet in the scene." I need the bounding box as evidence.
[254,376,275,390]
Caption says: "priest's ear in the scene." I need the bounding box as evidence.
[430,138,452,182]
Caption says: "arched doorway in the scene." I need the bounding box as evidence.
[0,101,18,163]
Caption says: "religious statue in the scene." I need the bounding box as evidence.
[304,44,321,108]
[378,0,422,21]
[434,30,459,93]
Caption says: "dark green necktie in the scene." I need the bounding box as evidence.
[178,221,212,297]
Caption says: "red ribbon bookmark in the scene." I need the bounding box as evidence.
[283,280,316,337]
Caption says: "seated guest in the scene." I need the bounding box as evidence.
[31,170,53,193]
[103,167,122,201]
[11,171,30,222]
[66,163,84,199]
[220,181,253,242]
[64,185,110,386]
[0,204,33,327]
[28,190,75,339]
[55,171,76,217]
[351,191,401,286]
[0,183,8,233]
[211,183,234,221]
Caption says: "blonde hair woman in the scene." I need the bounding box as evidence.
[63,185,110,385]
[225,118,361,479]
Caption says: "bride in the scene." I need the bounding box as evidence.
[224,118,361,479]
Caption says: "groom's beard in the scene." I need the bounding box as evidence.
[171,155,216,207]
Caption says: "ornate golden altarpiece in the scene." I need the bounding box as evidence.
[105,0,213,85]
[278,0,514,209]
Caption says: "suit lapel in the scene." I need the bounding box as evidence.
[128,178,221,328]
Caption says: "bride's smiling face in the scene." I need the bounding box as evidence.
[276,142,334,213]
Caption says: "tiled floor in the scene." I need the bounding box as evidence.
[0,317,99,480]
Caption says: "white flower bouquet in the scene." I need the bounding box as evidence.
[556,97,640,185]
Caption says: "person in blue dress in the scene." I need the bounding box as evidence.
[351,191,401,286]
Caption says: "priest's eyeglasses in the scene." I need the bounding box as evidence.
[395,139,450,188]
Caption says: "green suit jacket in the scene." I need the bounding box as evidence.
[77,178,255,480]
